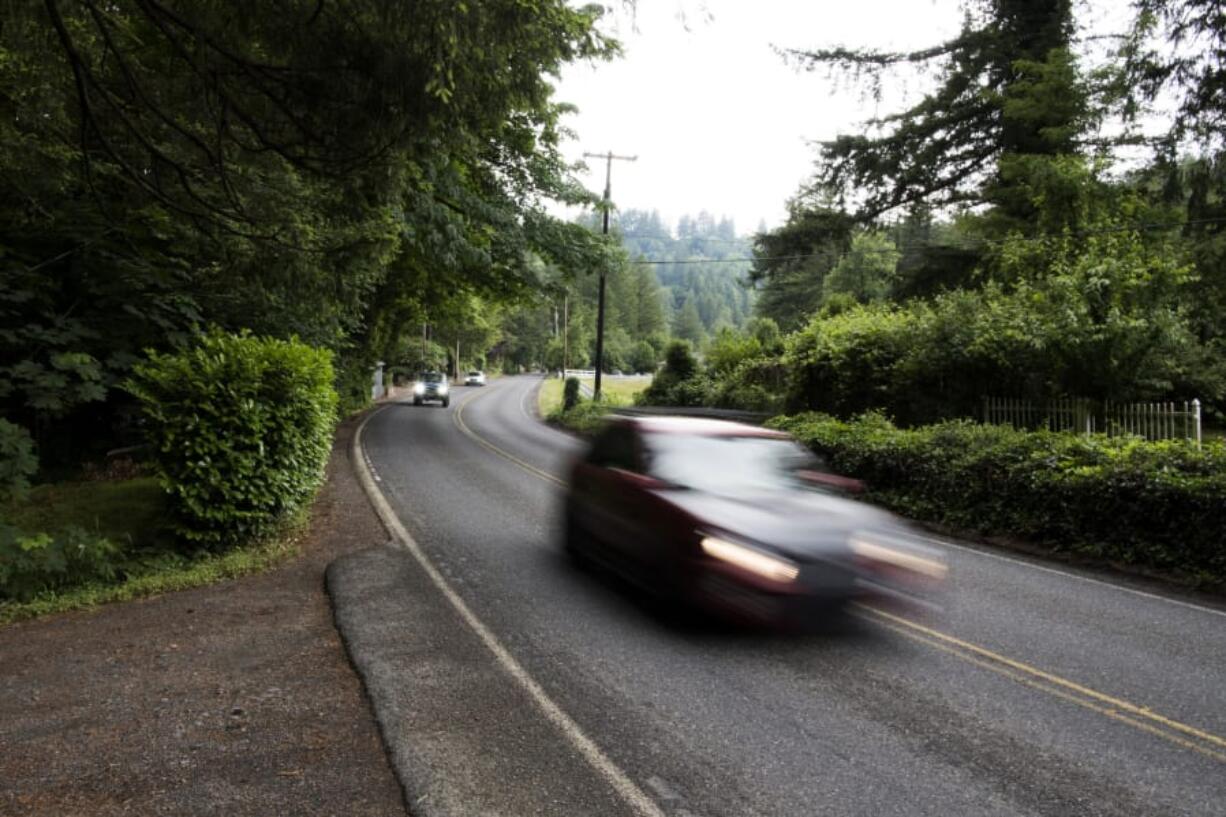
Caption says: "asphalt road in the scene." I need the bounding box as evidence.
[337,374,1226,817]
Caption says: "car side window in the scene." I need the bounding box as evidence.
[587,425,638,471]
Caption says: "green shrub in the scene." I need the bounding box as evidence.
[769,412,1226,583]
[638,340,710,407]
[709,357,789,413]
[630,340,659,374]
[563,376,582,410]
[548,400,613,437]
[127,330,338,551]
[783,303,923,419]
[0,419,37,503]
[661,340,698,381]
[0,523,120,602]
[706,327,763,379]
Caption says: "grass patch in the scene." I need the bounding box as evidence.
[1,475,312,625]
[5,477,172,551]
[538,377,565,416]
[578,376,650,403]
[548,401,613,436]
[538,376,650,418]
[0,506,308,625]
[546,390,635,436]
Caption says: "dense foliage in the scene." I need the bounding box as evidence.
[742,0,1226,425]
[126,332,337,550]
[769,412,1226,585]
[1,0,615,470]
[0,524,120,603]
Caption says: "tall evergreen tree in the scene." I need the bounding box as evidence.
[749,206,853,330]
[789,0,1086,226]
[673,298,707,346]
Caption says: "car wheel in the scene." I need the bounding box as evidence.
[442,397,450,407]
[413,397,422,406]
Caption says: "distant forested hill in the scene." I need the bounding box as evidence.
[614,209,755,346]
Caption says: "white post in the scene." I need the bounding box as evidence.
[372,361,386,401]
[1193,398,1202,449]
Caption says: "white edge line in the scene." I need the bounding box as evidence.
[352,405,667,817]
[917,533,1226,619]
[516,376,588,446]
[519,375,537,423]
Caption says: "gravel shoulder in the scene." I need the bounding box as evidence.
[0,417,407,817]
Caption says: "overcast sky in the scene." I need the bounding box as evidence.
[552,0,1132,236]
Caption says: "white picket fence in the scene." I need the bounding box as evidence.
[982,396,1096,434]
[1104,399,1203,447]
[982,396,1202,447]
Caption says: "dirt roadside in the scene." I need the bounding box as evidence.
[0,417,408,816]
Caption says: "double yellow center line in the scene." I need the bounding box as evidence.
[454,383,1226,764]
[454,385,565,486]
[860,605,1226,763]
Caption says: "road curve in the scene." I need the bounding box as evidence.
[342,374,1226,817]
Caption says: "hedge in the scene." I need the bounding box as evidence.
[768,412,1226,584]
[127,331,338,551]
[638,340,709,408]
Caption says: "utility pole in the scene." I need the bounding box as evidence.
[583,150,636,401]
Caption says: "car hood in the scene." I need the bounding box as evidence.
[660,487,907,562]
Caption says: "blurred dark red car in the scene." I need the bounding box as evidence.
[562,415,947,627]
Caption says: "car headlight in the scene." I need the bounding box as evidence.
[438,383,449,394]
[849,534,947,579]
[700,534,799,583]
[413,383,425,395]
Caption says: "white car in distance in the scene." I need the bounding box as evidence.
[465,370,487,386]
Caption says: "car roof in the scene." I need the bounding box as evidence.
[613,414,790,439]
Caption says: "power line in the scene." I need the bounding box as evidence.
[620,233,751,244]
[635,255,790,266]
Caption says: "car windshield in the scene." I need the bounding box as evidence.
[468,371,481,377]
[421,372,443,382]
[643,434,821,495]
